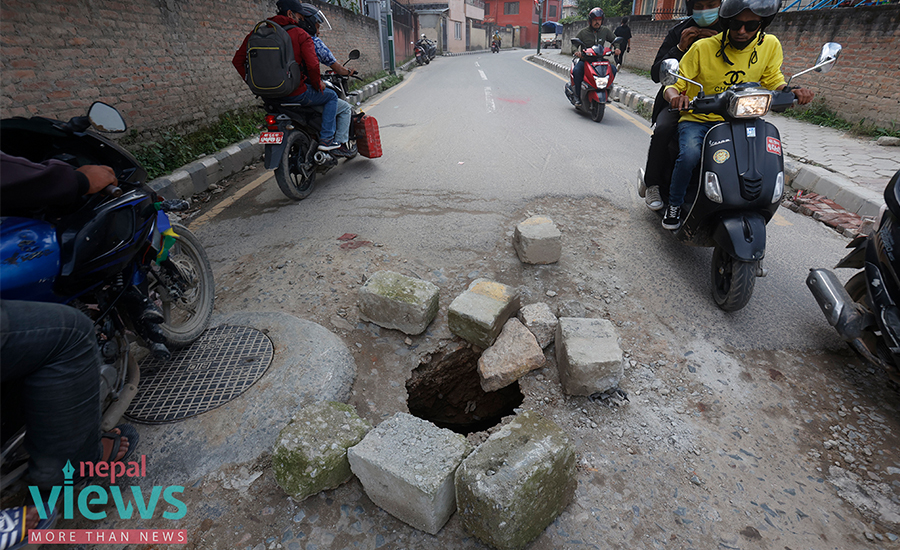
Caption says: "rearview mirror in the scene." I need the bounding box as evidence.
[349,49,360,60]
[815,42,841,73]
[660,59,679,87]
[88,102,126,133]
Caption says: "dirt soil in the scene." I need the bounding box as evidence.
[33,169,900,550]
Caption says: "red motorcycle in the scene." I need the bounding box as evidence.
[564,37,625,123]
[413,42,430,65]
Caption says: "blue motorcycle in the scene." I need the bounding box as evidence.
[1,103,215,485]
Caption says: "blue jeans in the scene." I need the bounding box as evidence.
[669,121,716,208]
[1,300,101,489]
[282,86,338,143]
[335,98,351,144]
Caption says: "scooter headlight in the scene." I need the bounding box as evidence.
[727,89,772,118]
[704,171,723,203]
[771,171,784,203]
[594,75,609,88]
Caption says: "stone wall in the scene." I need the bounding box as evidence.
[603,6,900,127]
[0,0,382,137]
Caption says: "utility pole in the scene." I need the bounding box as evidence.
[536,0,543,55]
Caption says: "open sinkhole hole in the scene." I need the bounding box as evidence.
[406,344,523,435]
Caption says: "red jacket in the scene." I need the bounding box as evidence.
[232,15,322,96]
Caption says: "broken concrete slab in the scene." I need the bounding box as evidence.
[513,215,562,264]
[448,278,520,349]
[517,302,558,349]
[357,270,440,335]
[347,412,471,535]
[477,318,545,392]
[555,317,624,396]
[273,401,371,501]
[455,410,576,550]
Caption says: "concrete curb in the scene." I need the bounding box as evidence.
[526,54,885,218]
[147,75,399,200]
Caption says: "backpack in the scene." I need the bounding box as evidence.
[244,20,304,98]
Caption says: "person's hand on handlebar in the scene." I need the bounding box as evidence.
[76,165,117,194]
[664,87,692,111]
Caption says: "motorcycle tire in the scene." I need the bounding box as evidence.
[590,100,605,123]
[154,224,215,348]
[711,246,755,312]
[275,131,316,201]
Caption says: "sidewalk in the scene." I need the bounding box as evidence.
[531,52,900,222]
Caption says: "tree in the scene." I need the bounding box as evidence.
[574,0,631,18]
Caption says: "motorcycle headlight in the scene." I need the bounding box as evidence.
[704,171,723,203]
[771,171,784,203]
[594,76,609,88]
[727,89,772,118]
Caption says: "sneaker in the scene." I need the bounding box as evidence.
[638,168,647,198]
[331,142,357,158]
[645,186,664,211]
[662,204,682,230]
[318,141,340,152]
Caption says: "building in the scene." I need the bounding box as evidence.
[483,0,562,48]
[404,0,486,53]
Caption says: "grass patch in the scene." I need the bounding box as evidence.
[629,68,652,79]
[121,108,264,180]
[350,71,403,92]
[779,98,899,139]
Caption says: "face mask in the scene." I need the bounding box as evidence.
[692,8,718,27]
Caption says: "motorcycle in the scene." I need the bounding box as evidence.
[417,37,437,61]
[565,37,626,123]
[0,102,216,488]
[491,40,500,54]
[807,169,900,385]
[413,41,430,65]
[638,43,841,311]
[260,49,379,201]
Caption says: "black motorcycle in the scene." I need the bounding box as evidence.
[260,49,368,200]
[639,43,841,311]
[807,169,900,386]
[491,40,500,54]
[0,102,215,487]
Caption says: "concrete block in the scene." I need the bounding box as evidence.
[790,165,828,192]
[272,401,371,501]
[185,162,208,195]
[477,318,545,392]
[517,302,558,349]
[214,149,238,177]
[348,413,471,535]
[200,156,222,184]
[455,410,576,550]
[555,317,624,396]
[448,278,520,349]
[166,169,193,199]
[513,215,561,264]
[357,271,440,335]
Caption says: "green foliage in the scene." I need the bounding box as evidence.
[574,0,631,18]
[349,71,403,92]
[121,108,264,180]
[779,98,900,140]
[321,0,360,14]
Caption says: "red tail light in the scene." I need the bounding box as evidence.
[266,115,279,131]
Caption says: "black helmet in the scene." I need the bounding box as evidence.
[291,3,330,36]
[719,0,779,31]
[588,7,604,25]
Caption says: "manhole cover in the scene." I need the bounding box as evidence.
[126,325,273,424]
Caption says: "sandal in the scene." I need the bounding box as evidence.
[0,504,58,550]
[100,424,140,464]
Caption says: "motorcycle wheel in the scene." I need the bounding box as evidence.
[275,131,316,201]
[844,272,895,367]
[590,100,605,123]
[154,224,215,348]
[710,246,755,312]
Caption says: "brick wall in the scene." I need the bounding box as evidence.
[609,6,900,127]
[0,0,382,138]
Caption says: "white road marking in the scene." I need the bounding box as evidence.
[485,87,495,112]
[479,69,488,80]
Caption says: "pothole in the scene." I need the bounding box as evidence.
[406,343,523,435]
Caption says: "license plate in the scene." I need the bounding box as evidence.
[260,132,283,145]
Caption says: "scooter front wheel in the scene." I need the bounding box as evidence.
[275,131,316,200]
[590,100,605,123]
[711,246,755,312]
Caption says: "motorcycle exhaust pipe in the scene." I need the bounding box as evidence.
[806,268,867,338]
[313,151,331,164]
[100,351,141,432]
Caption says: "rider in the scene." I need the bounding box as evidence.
[660,0,814,230]
[0,154,139,548]
[232,0,342,153]
[572,8,621,107]
[640,0,725,211]
[492,31,501,49]
[295,3,356,158]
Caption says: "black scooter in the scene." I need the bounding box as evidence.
[807,169,900,385]
[640,43,841,311]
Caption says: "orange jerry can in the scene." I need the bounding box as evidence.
[353,114,382,158]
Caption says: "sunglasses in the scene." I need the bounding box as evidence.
[728,19,762,32]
